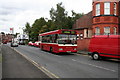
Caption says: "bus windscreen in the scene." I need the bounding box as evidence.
[57,34,77,44]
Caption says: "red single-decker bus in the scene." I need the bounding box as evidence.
[38,29,77,53]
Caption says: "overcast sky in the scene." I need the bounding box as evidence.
[0,0,92,34]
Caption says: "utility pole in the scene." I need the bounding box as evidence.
[0,34,1,44]
[10,28,14,43]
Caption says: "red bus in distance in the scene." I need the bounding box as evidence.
[38,29,77,53]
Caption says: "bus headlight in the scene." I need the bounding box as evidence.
[59,48,63,50]
[74,48,77,50]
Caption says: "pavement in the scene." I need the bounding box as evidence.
[77,50,89,55]
[2,45,53,79]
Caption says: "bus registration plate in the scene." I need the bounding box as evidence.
[67,51,71,52]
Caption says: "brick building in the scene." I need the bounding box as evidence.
[93,0,120,35]
[1,34,13,43]
[73,0,120,51]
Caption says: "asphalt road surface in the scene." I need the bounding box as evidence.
[2,44,120,79]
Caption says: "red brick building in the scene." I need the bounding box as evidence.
[1,34,13,43]
[93,0,120,35]
[73,0,120,51]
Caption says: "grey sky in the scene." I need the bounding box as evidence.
[0,0,92,34]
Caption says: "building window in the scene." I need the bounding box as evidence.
[95,27,100,35]
[113,27,117,35]
[104,2,110,15]
[114,3,117,15]
[104,27,110,35]
[84,29,88,38]
[88,30,92,38]
[96,3,100,16]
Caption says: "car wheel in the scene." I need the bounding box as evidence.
[92,53,100,60]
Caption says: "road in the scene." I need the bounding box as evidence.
[3,44,120,79]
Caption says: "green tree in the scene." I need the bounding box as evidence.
[24,22,32,41]
[24,22,31,34]
[46,20,56,31]
[32,17,46,31]
[49,2,84,30]
[14,33,20,38]
[50,2,68,29]
[39,25,49,33]
[71,10,84,22]
[30,17,47,42]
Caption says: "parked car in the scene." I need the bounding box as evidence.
[3,41,7,44]
[28,41,33,46]
[88,35,120,60]
[19,41,25,45]
[34,41,41,47]
[2,40,8,44]
[11,42,18,47]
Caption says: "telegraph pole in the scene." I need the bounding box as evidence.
[10,28,14,42]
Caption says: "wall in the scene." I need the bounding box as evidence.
[76,29,91,51]
[77,39,90,51]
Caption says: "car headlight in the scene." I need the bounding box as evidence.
[74,48,77,50]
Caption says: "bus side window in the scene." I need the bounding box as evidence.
[54,34,58,43]
[50,35,52,43]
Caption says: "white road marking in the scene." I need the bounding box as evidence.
[72,59,76,61]
[72,59,116,72]
[52,54,61,57]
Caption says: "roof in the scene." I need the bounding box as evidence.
[39,29,76,36]
[39,30,60,36]
[73,11,92,29]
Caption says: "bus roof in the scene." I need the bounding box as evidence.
[39,29,76,36]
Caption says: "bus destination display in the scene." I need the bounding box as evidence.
[62,31,76,34]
